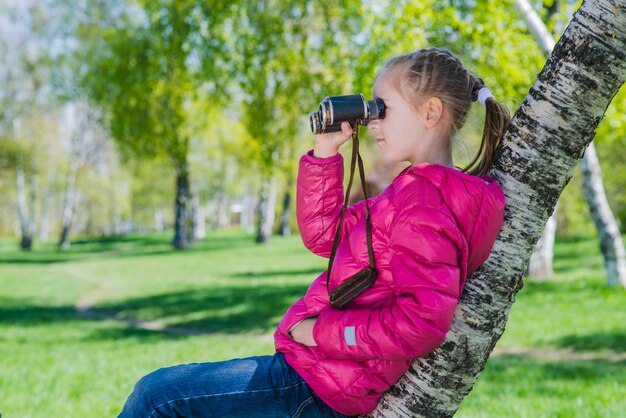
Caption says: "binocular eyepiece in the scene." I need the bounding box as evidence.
[309,93,386,134]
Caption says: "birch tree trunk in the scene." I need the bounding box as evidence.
[58,157,78,251]
[241,191,256,234]
[39,174,54,242]
[154,208,165,232]
[516,0,626,287]
[192,194,206,240]
[580,142,626,288]
[255,176,278,244]
[13,119,36,251]
[528,204,557,279]
[15,163,36,250]
[368,1,626,416]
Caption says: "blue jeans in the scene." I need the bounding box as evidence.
[118,352,355,418]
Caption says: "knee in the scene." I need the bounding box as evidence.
[119,367,173,418]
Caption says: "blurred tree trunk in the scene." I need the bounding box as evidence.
[192,194,206,240]
[154,208,165,232]
[39,192,51,243]
[516,0,626,287]
[58,104,105,250]
[368,1,625,416]
[58,156,78,251]
[172,159,190,250]
[241,186,256,234]
[580,142,626,288]
[13,119,36,251]
[278,177,293,237]
[15,164,36,251]
[256,176,277,244]
[528,203,557,279]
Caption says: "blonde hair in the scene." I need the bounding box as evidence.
[376,48,511,177]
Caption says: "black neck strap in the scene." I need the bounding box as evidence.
[326,122,375,296]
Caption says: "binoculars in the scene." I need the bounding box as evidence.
[309,93,386,134]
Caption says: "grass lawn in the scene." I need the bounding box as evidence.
[1,228,624,417]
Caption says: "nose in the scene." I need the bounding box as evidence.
[367,119,380,133]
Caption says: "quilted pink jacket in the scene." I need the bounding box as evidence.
[274,149,505,416]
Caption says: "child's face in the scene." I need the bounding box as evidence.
[367,74,430,164]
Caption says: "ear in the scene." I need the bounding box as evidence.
[423,97,444,128]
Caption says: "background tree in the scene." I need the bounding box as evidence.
[57,103,109,250]
[83,0,233,249]
[0,1,49,250]
[221,0,368,243]
[368,0,625,415]
[515,0,626,287]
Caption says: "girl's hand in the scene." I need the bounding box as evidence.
[288,317,318,347]
[313,122,353,158]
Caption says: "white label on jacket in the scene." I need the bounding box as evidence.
[344,326,357,346]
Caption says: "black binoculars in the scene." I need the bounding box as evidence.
[309,93,386,134]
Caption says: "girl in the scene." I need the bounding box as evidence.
[118,47,509,418]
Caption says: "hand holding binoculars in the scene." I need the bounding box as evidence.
[309,93,386,134]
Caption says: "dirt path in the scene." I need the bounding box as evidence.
[76,295,624,361]
[75,295,275,342]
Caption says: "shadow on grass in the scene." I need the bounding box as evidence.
[551,332,626,352]
[0,232,256,265]
[0,297,85,325]
[0,296,193,343]
[85,326,190,342]
[93,282,309,336]
[0,285,297,342]
[230,268,323,279]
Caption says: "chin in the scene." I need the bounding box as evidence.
[381,152,405,164]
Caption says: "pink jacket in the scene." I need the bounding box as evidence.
[274,150,505,416]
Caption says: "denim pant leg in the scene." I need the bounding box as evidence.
[118,351,353,418]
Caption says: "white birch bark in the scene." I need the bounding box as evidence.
[369,1,626,416]
[580,142,626,288]
[13,118,36,250]
[58,156,78,250]
[193,194,207,240]
[154,208,165,232]
[58,103,108,249]
[516,0,626,287]
[15,163,35,249]
[528,203,557,279]
[241,191,257,234]
[217,189,231,228]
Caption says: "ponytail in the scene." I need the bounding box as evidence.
[461,77,511,178]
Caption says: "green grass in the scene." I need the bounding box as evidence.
[1,229,625,417]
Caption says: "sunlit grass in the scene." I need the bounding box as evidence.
[1,229,624,417]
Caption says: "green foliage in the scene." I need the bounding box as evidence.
[0,138,26,172]
[128,158,175,229]
[2,0,622,243]
[83,1,191,166]
[556,165,597,238]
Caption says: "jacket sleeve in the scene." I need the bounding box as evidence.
[311,202,464,361]
[297,149,377,258]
